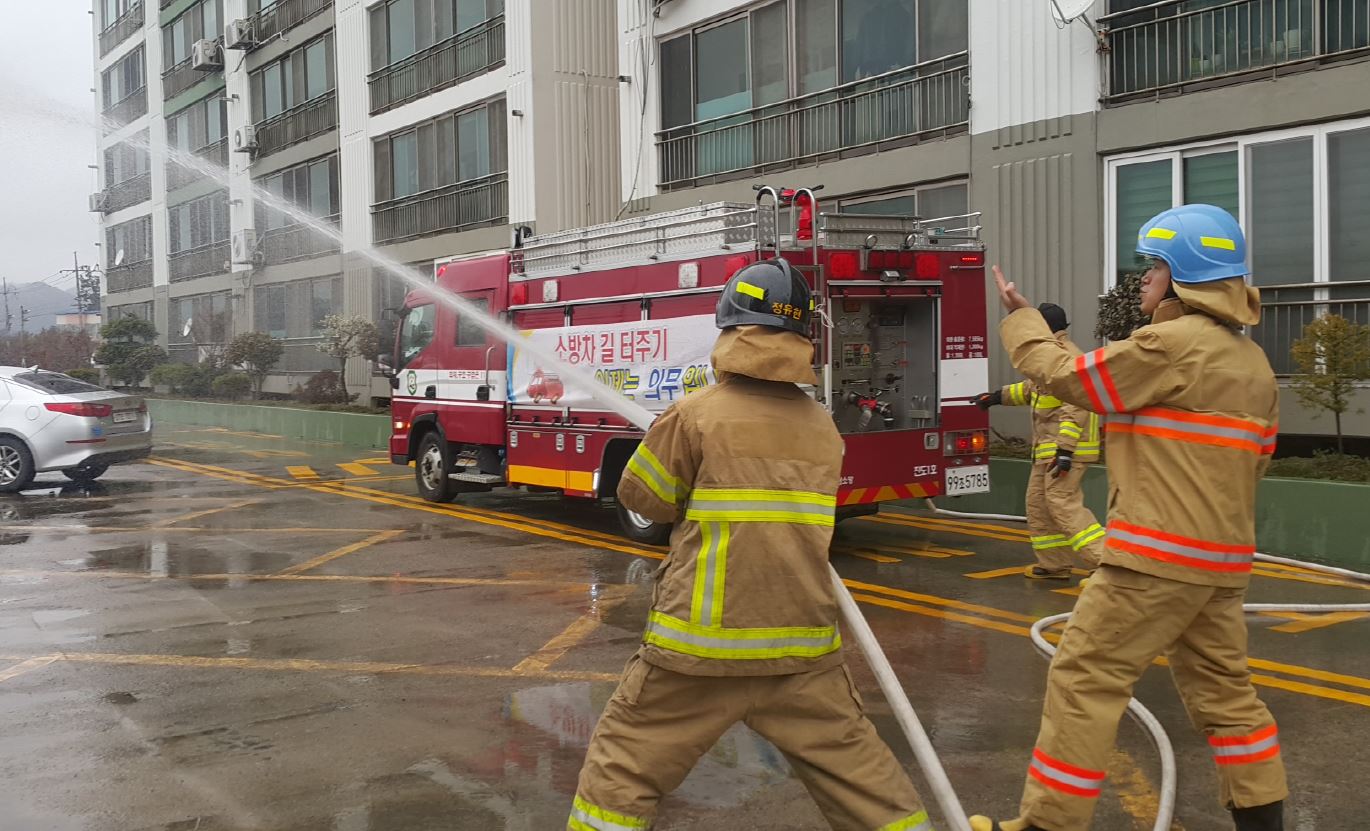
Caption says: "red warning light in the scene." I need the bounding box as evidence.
[437,264,448,277]
[915,253,940,280]
[960,253,984,266]
[510,283,529,306]
[829,252,860,279]
[724,255,751,278]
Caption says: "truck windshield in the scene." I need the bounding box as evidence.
[398,304,437,368]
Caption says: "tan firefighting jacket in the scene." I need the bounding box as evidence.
[617,324,846,677]
[1001,278,1277,588]
[1000,332,1100,463]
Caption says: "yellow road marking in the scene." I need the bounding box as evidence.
[514,588,633,674]
[851,593,1032,638]
[1053,587,1084,597]
[964,566,1031,579]
[277,529,407,576]
[0,569,589,589]
[875,512,1031,538]
[286,465,320,480]
[1107,748,1178,830]
[355,457,393,465]
[153,498,261,528]
[338,462,380,477]
[1268,611,1370,634]
[1249,673,1370,709]
[844,579,1039,623]
[0,656,59,684]
[1251,566,1370,592]
[864,514,1027,543]
[833,547,903,564]
[6,525,395,535]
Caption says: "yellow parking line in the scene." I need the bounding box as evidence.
[835,548,902,564]
[277,529,406,576]
[286,465,320,480]
[844,579,1039,623]
[1268,611,1370,634]
[0,656,59,684]
[513,588,632,674]
[153,498,261,528]
[864,514,1027,543]
[338,462,380,477]
[1,569,588,590]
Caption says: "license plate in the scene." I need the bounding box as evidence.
[944,464,990,496]
[113,411,137,423]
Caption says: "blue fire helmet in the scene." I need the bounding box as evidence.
[1135,204,1248,284]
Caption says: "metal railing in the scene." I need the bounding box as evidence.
[1103,0,1370,102]
[252,0,332,47]
[167,138,229,191]
[169,240,231,282]
[163,56,213,100]
[254,91,337,157]
[371,172,508,244]
[261,214,341,264]
[656,53,969,191]
[368,15,506,115]
[99,2,144,57]
[1251,280,1370,375]
[103,87,147,127]
[103,172,152,213]
[105,261,154,293]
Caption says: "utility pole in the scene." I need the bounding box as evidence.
[0,277,17,334]
[62,251,104,335]
[18,306,31,365]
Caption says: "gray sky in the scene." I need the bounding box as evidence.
[0,2,100,294]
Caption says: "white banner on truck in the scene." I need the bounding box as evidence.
[509,315,718,412]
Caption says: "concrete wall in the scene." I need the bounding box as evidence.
[148,398,392,449]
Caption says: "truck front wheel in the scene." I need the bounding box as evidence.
[616,502,671,546]
[415,432,459,503]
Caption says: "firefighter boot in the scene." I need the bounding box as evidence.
[1023,565,1071,580]
[968,816,1047,831]
[1231,801,1283,831]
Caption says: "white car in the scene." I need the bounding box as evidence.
[0,367,152,492]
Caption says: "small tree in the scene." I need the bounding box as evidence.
[211,373,252,400]
[316,315,379,402]
[226,332,285,399]
[150,363,196,394]
[1096,272,1153,342]
[95,318,166,388]
[1290,314,1370,454]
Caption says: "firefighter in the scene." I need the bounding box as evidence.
[568,258,931,831]
[969,205,1286,831]
[972,304,1103,579]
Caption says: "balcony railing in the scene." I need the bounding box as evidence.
[252,0,332,47]
[254,91,337,157]
[368,15,506,115]
[261,215,341,264]
[163,53,219,101]
[169,240,231,283]
[371,172,508,245]
[105,260,154,294]
[1252,281,1370,375]
[1103,0,1370,102]
[656,53,970,191]
[99,2,144,57]
[167,138,229,191]
[103,87,147,128]
[103,172,152,213]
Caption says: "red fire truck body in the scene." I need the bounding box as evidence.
[388,192,991,542]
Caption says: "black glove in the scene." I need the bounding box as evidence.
[1049,449,1074,478]
[971,390,1001,410]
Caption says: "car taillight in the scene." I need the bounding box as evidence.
[137,403,148,414]
[45,402,113,418]
[829,252,860,279]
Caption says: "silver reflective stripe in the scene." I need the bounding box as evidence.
[1107,527,1252,565]
[628,447,677,500]
[1079,351,1119,413]
[1211,734,1279,758]
[686,499,835,521]
[696,522,726,626]
[1029,757,1103,791]
[647,616,838,652]
[1121,413,1261,442]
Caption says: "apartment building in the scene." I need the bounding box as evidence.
[92,0,621,400]
[618,0,1370,439]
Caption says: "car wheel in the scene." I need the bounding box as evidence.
[63,464,109,483]
[415,432,459,503]
[616,501,671,545]
[0,437,36,494]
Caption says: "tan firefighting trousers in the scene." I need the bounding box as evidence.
[1025,462,1103,573]
[570,654,931,831]
[1013,565,1287,831]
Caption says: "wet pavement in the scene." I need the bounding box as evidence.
[1,422,1367,830]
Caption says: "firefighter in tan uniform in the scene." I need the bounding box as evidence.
[971,205,1287,831]
[972,304,1103,578]
[568,259,932,831]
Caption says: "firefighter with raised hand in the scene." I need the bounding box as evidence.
[970,205,1286,831]
[568,258,932,831]
[971,303,1103,579]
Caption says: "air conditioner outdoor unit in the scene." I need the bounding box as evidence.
[88,192,108,213]
[233,125,258,153]
[224,19,256,50]
[231,229,258,264]
[191,39,223,71]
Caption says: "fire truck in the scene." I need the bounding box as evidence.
[385,187,991,543]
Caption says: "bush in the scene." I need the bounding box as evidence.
[211,373,252,400]
[150,363,196,393]
[226,332,285,399]
[294,370,352,405]
[1266,451,1370,484]
[1096,273,1152,342]
[65,368,100,384]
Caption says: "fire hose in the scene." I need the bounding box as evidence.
[928,499,1370,831]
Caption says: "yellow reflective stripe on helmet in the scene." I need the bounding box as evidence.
[1200,236,1237,251]
[625,443,681,504]
[878,810,932,831]
[644,611,841,660]
[735,280,766,300]
[1146,227,1177,240]
[569,796,649,831]
[691,522,730,626]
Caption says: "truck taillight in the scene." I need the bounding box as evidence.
[829,252,860,279]
[45,402,113,418]
[944,430,987,457]
[960,253,984,266]
[510,283,528,305]
[915,253,940,280]
[724,255,750,278]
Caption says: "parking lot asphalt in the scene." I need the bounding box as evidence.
[1,421,1367,830]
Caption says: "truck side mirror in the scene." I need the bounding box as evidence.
[376,352,396,378]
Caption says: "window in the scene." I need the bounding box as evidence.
[104,133,151,185]
[455,297,490,346]
[398,303,437,368]
[1249,139,1314,287]
[369,0,505,69]
[168,191,230,254]
[256,155,339,229]
[102,0,135,29]
[1114,159,1173,281]
[1329,128,1370,286]
[163,0,223,69]
[109,301,152,321]
[251,33,335,122]
[373,99,507,203]
[102,46,146,109]
[841,181,968,220]
[254,277,342,340]
[842,0,916,83]
[12,371,105,396]
[106,217,153,267]
[171,291,233,345]
[166,96,228,152]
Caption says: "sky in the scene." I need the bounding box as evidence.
[0,2,101,294]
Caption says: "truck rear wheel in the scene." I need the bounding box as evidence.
[415,432,459,503]
[616,502,671,546]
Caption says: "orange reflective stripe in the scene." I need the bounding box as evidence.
[1107,408,1275,455]
[1209,724,1280,765]
[1028,748,1105,798]
[1107,520,1254,573]
[1075,349,1124,413]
